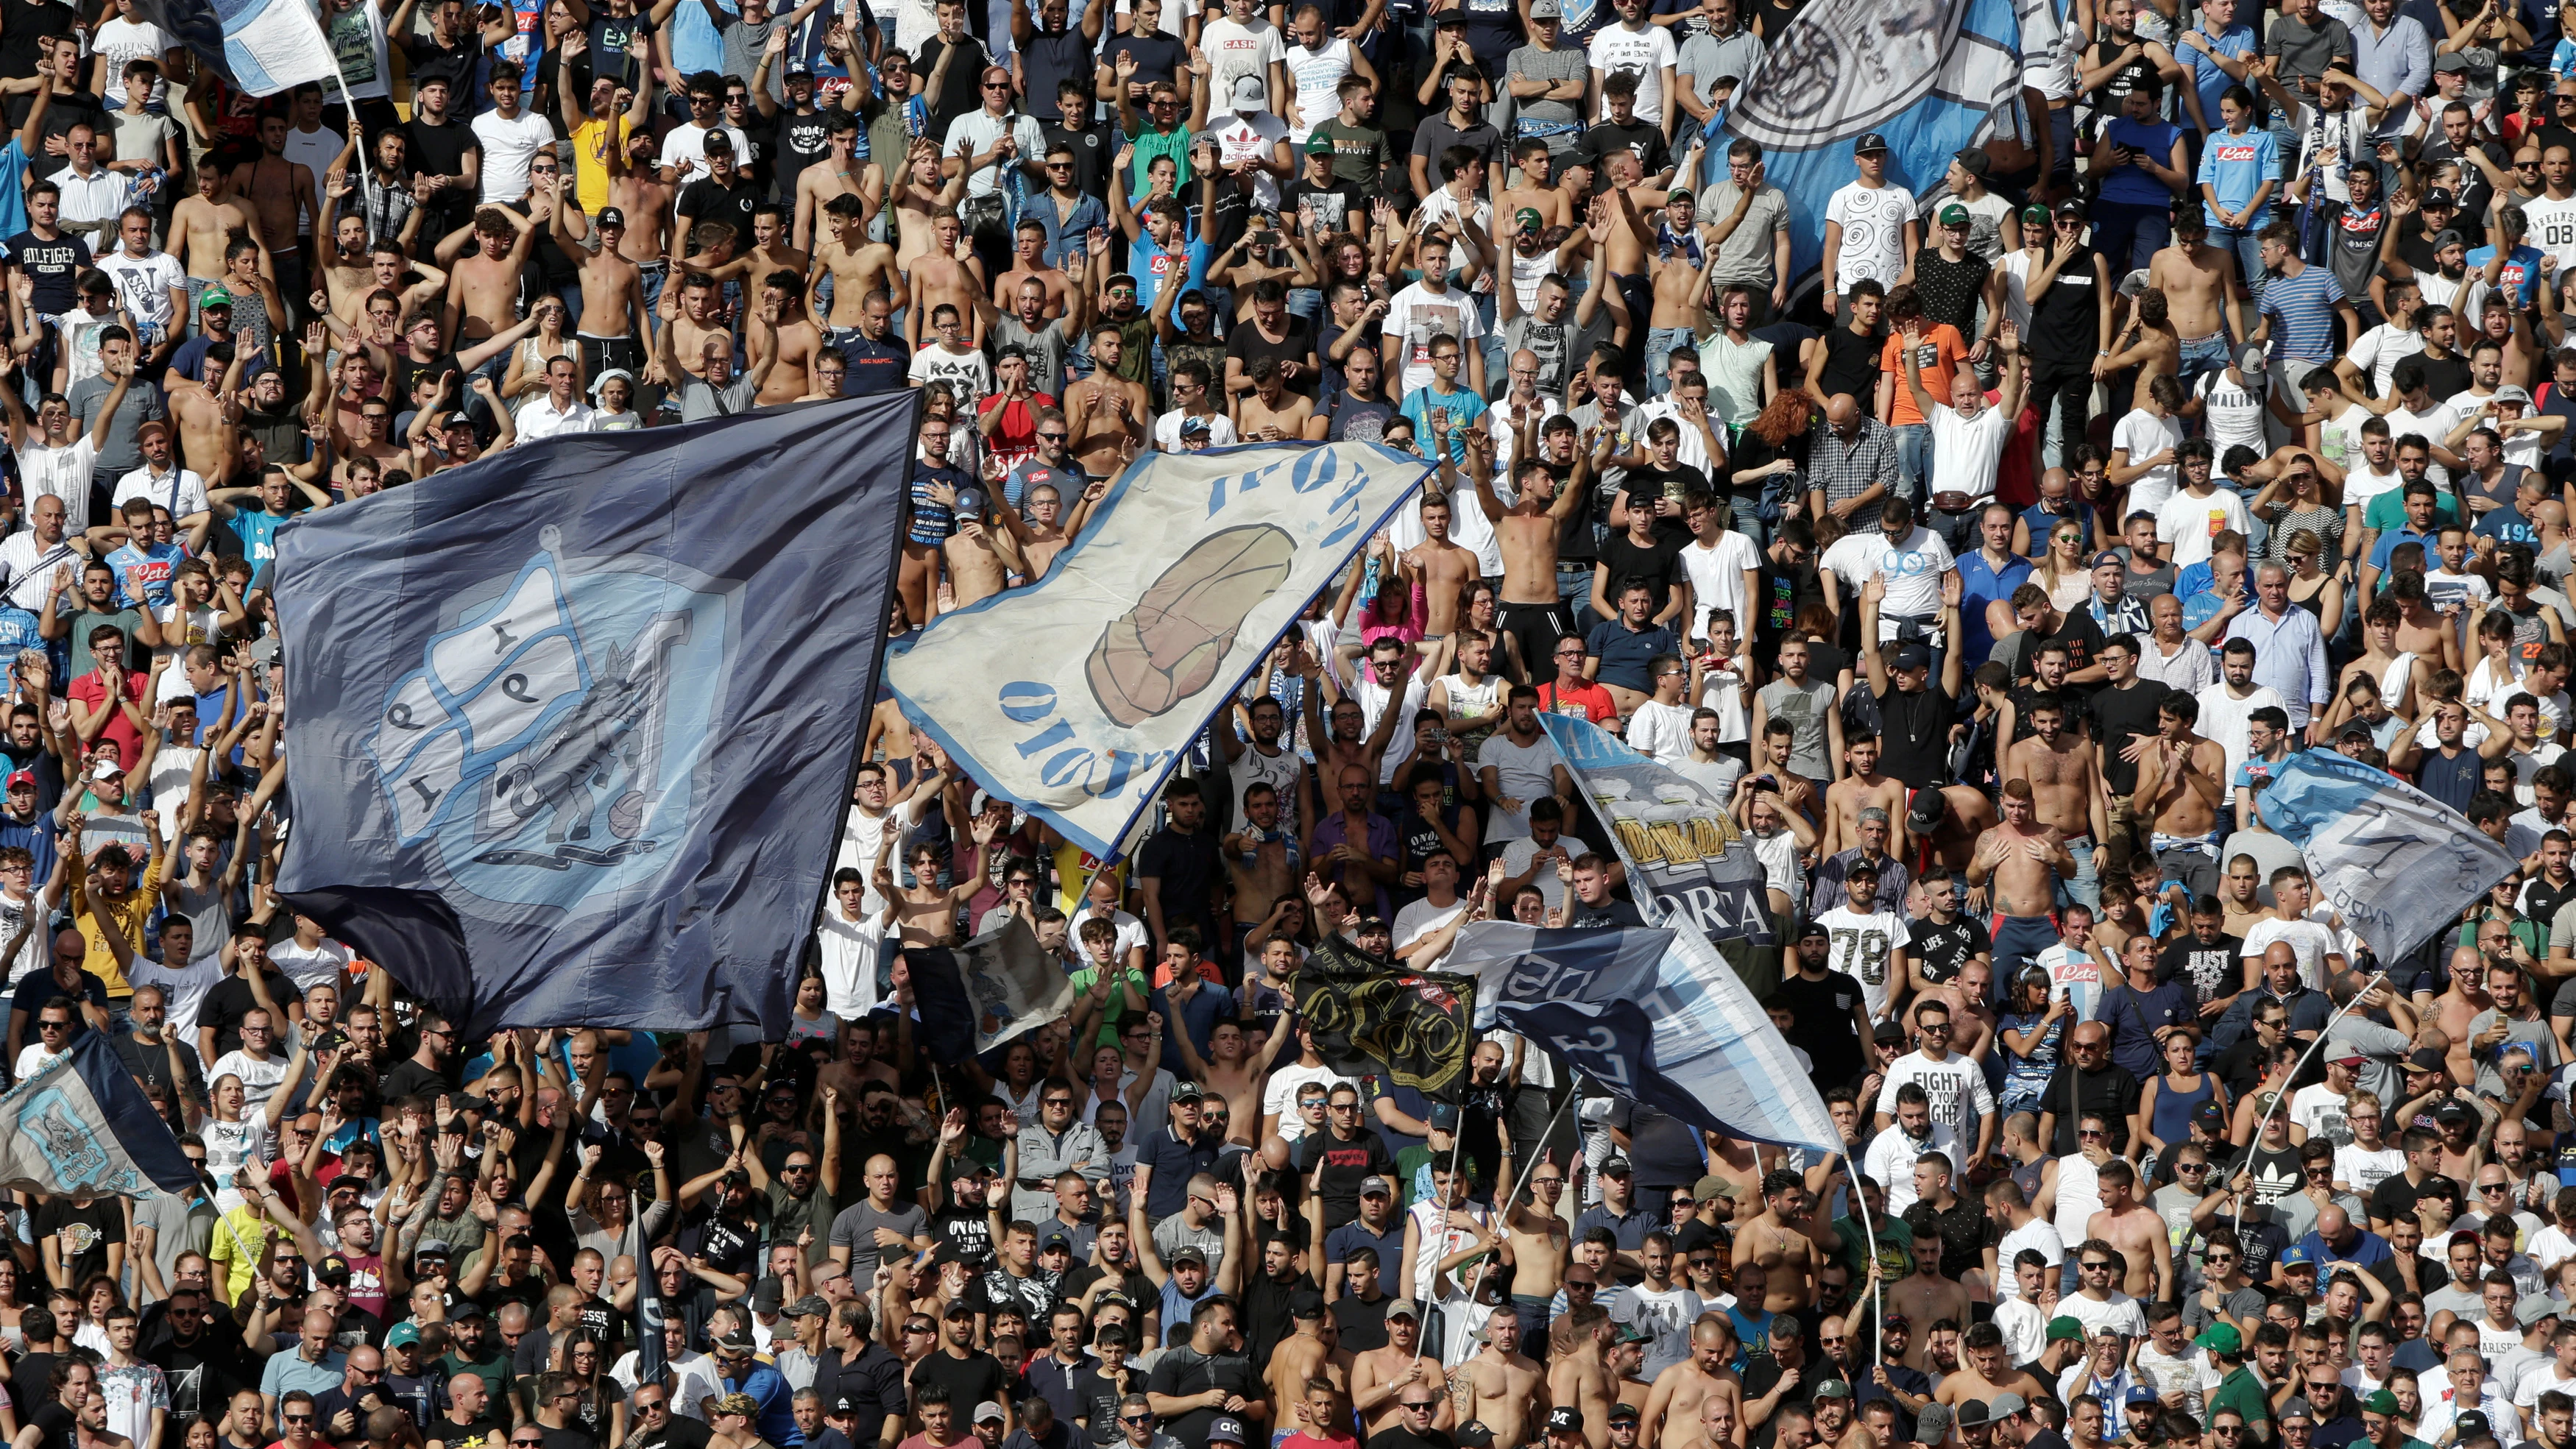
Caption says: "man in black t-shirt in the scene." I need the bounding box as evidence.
[402,77,481,241]
[1812,281,1888,401]
[5,188,90,319]
[676,138,762,250]
[197,946,296,1061]
[911,1306,1010,1414]
[1772,921,1872,1088]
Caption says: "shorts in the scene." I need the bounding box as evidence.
[1496,599,1573,680]
[1992,911,2061,983]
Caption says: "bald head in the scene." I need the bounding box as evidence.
[1826,394,1861,433]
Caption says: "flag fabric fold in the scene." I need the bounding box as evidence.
[885,442,1432,860]
[0,1032,199,1197]
[902,916,1075,1062]
[2254,751,2519,967]
[1449,921,1839,1152]
[1294,933,1476,1100]
[272,394,915,1036]
[127,0,339,96]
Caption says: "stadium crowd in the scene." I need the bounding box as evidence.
[25,4,2576,1449]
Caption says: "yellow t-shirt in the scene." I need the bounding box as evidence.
[1051,843,1126,916]
[570,116,632,216]
[205,1204,270,1304]
[70,848,164,999]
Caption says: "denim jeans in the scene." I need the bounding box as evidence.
[1646,326,1694,394]
[2206,222,2268,306]
[2090,197,2172,276]
[1892,421,1931,498]
[2176,329,2232,398]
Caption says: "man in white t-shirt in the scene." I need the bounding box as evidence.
[2109,379,2188,518]
[1381,232,1485,395]
[2337,292,2427,398]
[1822,133,1917,316]
[1197,0,1285,116]
[1900,315,2023,553]
[2156,442,2252,565]
[1586,0,1678,130]
[470,71,554,202]
[1391,850,1469,967]
[2240,886,2346,994]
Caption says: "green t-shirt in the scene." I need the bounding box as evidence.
[60,605,144,679]
[1123,117,1194,194]
[1832,1215,1912,1282]
[2363,487,2461,531]
[1069,963,1153,1049]
[2208,1364,2272,1439]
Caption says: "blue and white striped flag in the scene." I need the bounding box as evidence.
[0,1031,197,1198]
[127,0,338,97]
[2254,750,2519,966]
[1446,921,1839,1152]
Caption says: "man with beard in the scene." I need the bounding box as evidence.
[146,1284,246,1425]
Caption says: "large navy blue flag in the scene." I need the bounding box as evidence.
[0,1031,199,1197]
[273,394,916,1036]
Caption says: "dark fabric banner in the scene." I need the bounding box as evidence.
[272,394,915,1035]
[1294,934,1475,1101]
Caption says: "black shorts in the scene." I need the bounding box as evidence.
[1495,600,1572,680]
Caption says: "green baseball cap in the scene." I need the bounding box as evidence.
[1304,132,1334,154]
[2020,203,2050,225]
[2195,1322,2243,1354]
[199,286,236,310]
[2364,1392,2400,1415]
[1515,207,1543,229]
[1938,202,1969,226]
[2045,1316,2084,1343]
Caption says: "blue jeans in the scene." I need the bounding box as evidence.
[2177,329,2232,398]
[2206,219,2269,306]
[1646,326,1694,395]
[1287,286,1323,324]
[2055,834,2102,913]
[1892,422,1931,500]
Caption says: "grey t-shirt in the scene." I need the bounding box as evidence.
[991,315,1072,401]
[2466,1007,2561,1097]
[1756,676,1838,779]
[1675,29,1761,107]
[828,1199,930,1278]
[1694,182,1791,288]
[70,372,166,481]
[1506,43,1588,130]
[678,375,760,422]
[717,13,787,105]
[1500,311,1611,404]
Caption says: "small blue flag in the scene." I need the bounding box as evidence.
[0,1031,198,1197]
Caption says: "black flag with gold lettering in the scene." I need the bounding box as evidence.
[1294,934,1474,1101]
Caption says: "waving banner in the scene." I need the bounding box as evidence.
[1713,0,2026,293]
[1295,933,1475,1100]
[907,916,1077,1060]
[2254,751,2519,966]
[1540,715,1774,946]
[274,394,913,1035]
[0,1031,199,1197]
[888,442,1432,858]
[127,0,339,96]
[1452,921,1838,1152]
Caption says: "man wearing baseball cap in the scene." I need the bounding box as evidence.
[1821,131,1917,324]
[1769,915,1873,1090]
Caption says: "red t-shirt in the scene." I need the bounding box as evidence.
[66,667,148,769]
[1537,679,1617,723]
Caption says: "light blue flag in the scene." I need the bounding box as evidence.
[887,443,1431,858]
[127,0,339,96]
[1447,921,1839,1152]
[1718,0,2025,295]
[2254,750,2518,966]
[1539,714,1773,946]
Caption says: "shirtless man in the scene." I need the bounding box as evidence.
[1624,186,1719,372]
[1730,1169,1827,1314]
[2096,286,2181,415]
[1967,779,2079,982]
[1454,1303,1547,1449]
[228,112,316,302]
[1406,487,1481,652]
[1549,1307,1619,1449]
[660,272,735,394]
[891,815,998,945]
[935,485,1022,609]
[811,193,907,336]
[1063,325,1150,478]
[169,165,253,302]
[2129,693,2228,899]
[1594,153,1663,330]
[994,218,1073,318]
[2339,597,2435,722]
[1220,784,1297,954]
[2148,210,2245,386]
[909,208,988,349]
[1353,1303,1452,1436]
[742,205,811,283]
[1014,477,1097,578]
[2006,692,2109,912]
[891,141,969,270]
[1822,734,1910,860]
[442,208,537,350]
[2084,1160,2173,1300]
[1641,1317,1741,1449]
[751,269,822,405]
[1887,1223,1972,1367]
[1235,357,1314,442]
[792,114,878,255]
[1499,140,1571,235]
[1505,1162,1572,1332]
[1479,431,1594,684]
[558,208,648,383]
[604,131,676,279]
[328,241,444,330]
[1932,1325,2046,1409]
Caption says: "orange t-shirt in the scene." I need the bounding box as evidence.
[1880,325,1968,427]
